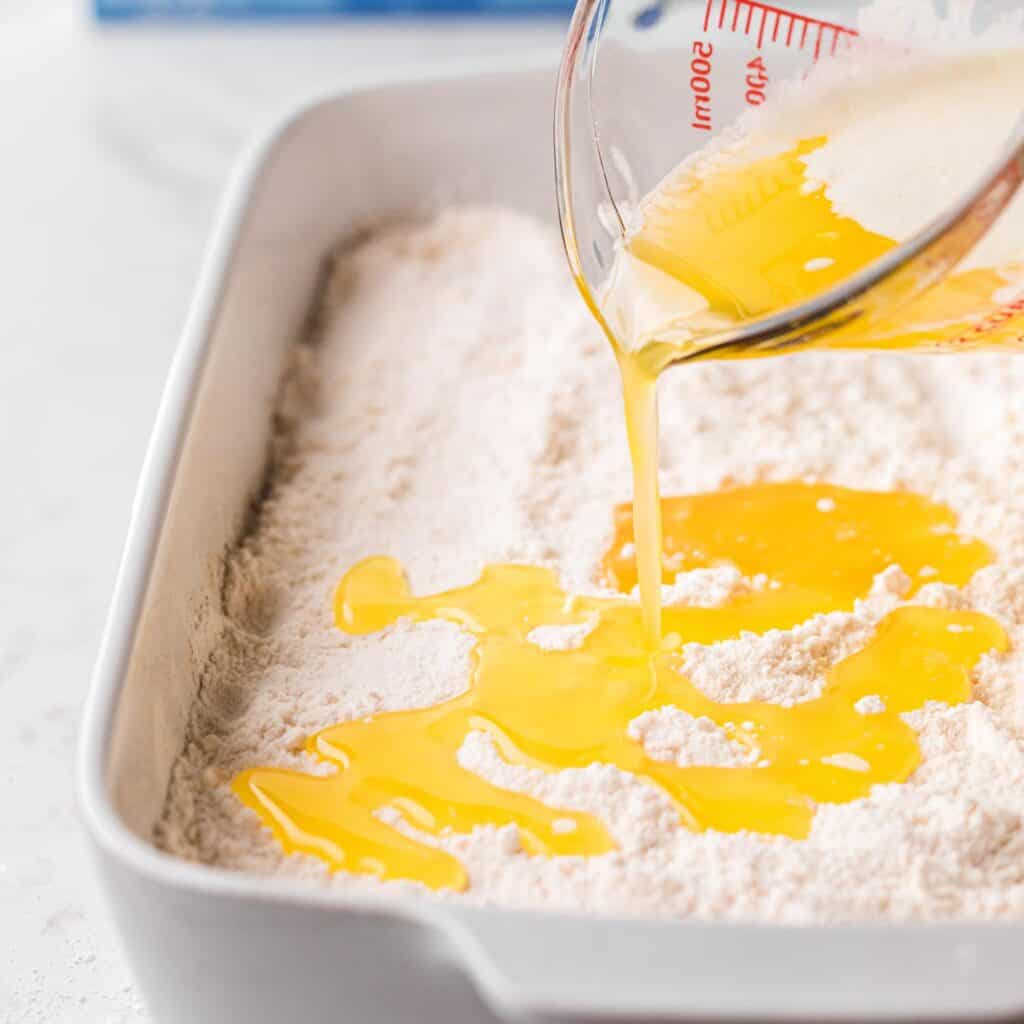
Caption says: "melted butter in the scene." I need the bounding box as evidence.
[233,482,1006,890]
[627,138,894,328]
[611,136,1023,373]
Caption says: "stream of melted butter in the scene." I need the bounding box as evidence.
[234,483,1005,891]
[611,133,1024,651]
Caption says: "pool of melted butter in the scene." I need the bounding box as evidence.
[234,482,1005,891]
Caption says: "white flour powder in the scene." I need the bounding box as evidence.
[156,207,1024,921]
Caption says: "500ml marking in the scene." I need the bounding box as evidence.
[690,41,714,130]
[690,0,858,132]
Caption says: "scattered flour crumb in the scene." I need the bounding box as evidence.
[528,617,598,651]
[822,753,871,773]
[682,608,872,706]
[661,566,768,608]
[855,695,886,715]
[628,709,758,767]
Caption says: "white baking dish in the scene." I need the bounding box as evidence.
[79,58,1024,1023]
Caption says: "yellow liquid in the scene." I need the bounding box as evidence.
[611,136,1024,375]
[234,482,1005,890]
[618,354,663,646]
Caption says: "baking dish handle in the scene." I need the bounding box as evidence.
[434,907,1024,1022]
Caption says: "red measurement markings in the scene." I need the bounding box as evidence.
[702,0,858,58]
[950,296,1024,346]
[690,40,715,131]
[746,55,768,105]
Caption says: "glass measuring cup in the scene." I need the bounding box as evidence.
[555,0,1024,368]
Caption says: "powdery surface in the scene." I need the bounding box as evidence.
[156,207,1024,921]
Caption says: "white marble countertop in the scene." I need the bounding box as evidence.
[0,6,563,1020]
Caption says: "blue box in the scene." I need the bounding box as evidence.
[96,0,573,17]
